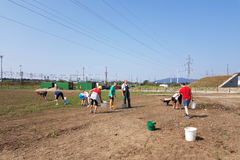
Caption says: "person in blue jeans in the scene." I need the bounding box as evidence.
[176,83,193,119]
[109,82,117,109]
[55,90,66,105]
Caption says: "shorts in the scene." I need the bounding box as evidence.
[56,92,64,100]
[90,99,98,106]
[171,95,182,104]
[183,99,191,107]
[172,97,177,103]
[40,91,47,97]
[109,96,114,100]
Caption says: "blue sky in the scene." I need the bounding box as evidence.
[0,0,240,82]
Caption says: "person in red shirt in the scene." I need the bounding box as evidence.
[176,83,193,119]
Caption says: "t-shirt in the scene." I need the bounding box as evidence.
[122,83,129,91]
[179,87,191,100]
[109,85,116,97]
[93,88,100,94]
[55,91,61,96]
[172,93,180,100]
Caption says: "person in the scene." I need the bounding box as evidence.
[80,90,90,107]
[55,90,66,105]
[176,83,193,119]
[171,92,182,109]
[88,86,103,114]
[121,80,131,108]
[109,83,117,109]
[37,91,47,101]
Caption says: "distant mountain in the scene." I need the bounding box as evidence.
[155,77,198,83]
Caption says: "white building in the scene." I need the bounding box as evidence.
[159,83,169,87]
[238,80,240,86]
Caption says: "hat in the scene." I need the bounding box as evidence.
[98,86,102,90]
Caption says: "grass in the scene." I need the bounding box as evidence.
[0,90,171,119]
[188,75,233,88]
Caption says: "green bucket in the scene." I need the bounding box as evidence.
[147,121,156,131]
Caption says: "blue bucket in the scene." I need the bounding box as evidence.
[65,101,68,105]
[79,94,86,100]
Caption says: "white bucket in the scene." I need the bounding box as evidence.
[184,127,197,141]
[101,101,107,108]
[191,102,196,109]
[64,97,67,100]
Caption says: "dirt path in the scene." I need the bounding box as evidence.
[0,91,240,159]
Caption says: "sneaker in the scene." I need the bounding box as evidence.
[111,106,115,110]
[87,105,90,107]
[184,113,187,116]
[81,104,83,106]
[90,110,93,113]
[186,115,190,119]
[56,103,59,105]
[179,108,182,110]
[172,107,175,109]
[94,111,97,114]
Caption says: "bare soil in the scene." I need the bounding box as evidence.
[0,90,240,160]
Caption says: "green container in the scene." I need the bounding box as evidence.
[147,121,156,131]
[56,82,73,90]
[78,82,96,90]
[41,82,54,89]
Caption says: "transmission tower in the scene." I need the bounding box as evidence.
[185,55,193,83]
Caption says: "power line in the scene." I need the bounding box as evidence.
[103,0,183,63]
[9,0,175,70]
[32,0,177,69]
[0,15,172,72]
[71,0,181,62]
[116,0,187,59]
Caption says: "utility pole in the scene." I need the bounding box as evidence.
[116,73,117,82]
[77,71,78,82]
[177,67,179,83]
[206,71,208,77]
[105,67,107,86]
[170,75,172,83]
[0,55,3,82]
[11,69,12,79]
[19,65,22,82]
[212,69,213,76]
[83,67,84,82]
[227,64,229,75]
[131,75,132,83]
[185,55,193,83]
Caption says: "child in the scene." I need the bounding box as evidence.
[171,92,182,109]
[80,90,90,107]
[109,83,117,109]
[37,91,47,101]
[55,90,66,105]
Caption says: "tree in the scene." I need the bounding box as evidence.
[143,80,149,85]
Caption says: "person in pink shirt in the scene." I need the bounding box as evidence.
[176,83,193,119]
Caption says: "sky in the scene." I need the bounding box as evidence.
[0,0,240,82]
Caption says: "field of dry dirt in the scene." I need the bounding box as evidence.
[0,90,240,160]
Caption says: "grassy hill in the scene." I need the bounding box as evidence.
[188,75,233,88]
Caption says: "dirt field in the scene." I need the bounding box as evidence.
[0,90,240,160]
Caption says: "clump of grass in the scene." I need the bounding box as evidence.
[50,132,61,138]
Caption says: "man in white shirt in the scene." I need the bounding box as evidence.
[121,80,131,108]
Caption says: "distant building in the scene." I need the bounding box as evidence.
[159,83,169,87]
